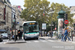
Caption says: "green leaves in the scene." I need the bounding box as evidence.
[21,0,73,30]
[50,2,73,25]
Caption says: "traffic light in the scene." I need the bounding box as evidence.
[14,15,16,19]
[64,14,68,20]
[64,14,68,27]
[74,23,75,27]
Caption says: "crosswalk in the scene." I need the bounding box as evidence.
[26,40,66,43]
[25,39,75,44]
[0,39,75,44]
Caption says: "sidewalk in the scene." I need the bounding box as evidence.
[1,39,26,44]
[39,36,57,40]
[39,36,75,43]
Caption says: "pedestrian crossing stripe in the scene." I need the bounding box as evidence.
[33,41,39,42]
[40,40,47,42]
[48,40,56,42]
[0,40,75,44]
[26,41,31,43]
[72,42,75,43]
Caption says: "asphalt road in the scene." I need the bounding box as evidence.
[0,37,75,50]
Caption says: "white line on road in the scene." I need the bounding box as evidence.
[40,40,47,42]
[26,41,31,43]
[72,42,75,44]
[48,40,56,42]
[33,41,39,43]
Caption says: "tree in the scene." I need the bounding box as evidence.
[50,2,73,25]
[21,0,50,30]
[21,1,73,31]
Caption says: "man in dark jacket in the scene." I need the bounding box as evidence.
[18,30,23,40]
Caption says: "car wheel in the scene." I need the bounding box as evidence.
[0,38,3,42]
[36,37,38,40]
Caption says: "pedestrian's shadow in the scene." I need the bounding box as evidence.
[47,38,57,40]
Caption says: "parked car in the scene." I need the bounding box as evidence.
[1,33,8,39]
[0,34,3,42]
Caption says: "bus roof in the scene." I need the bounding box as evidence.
[22,21,36,25]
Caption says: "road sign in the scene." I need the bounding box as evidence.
[64,20,69,24]
[42,23,46,30]
[55,28,56,30]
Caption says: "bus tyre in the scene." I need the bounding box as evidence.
[36,37,38,40]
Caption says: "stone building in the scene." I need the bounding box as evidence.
[0,0,24,31]
[12,5,24,30]
[70,6,75,22]
[5,0,12,30]
[0,0,12,30]
[0,0,6,29]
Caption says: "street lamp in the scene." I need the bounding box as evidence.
[49,8,54,37]
[14,14,16,41]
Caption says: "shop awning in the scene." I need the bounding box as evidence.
[0,29,6,32]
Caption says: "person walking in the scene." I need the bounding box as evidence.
[50,31,53,38]
[18,30,21,40]
[61,28,65,41]
[47,31,50,37]
[18,30,22,40]
[64,28,71,41]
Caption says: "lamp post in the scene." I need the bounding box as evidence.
[49,8,54,37]
[14,14,16,41]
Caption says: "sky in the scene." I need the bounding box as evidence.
[10,0,75,9]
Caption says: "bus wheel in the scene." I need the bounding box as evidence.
[36,37,38,40]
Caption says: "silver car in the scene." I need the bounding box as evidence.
[1,33,8,39]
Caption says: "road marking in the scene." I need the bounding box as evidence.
[40,40,47,42]
[0,42,2,44]
[72,42,75,44]
[57,40,61,42]
[26,41,31,43]
[33,41,39,43]
[48,40,56,42]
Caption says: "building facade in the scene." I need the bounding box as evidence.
[0,0,6,29]
[70,6,75,20]
[0,0,12,31]
[12,5,24,30]
[0,0,24,31]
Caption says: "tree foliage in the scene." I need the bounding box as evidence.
[50,2,73,25]
[21,0,73,31]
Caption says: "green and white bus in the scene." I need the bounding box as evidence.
[22,21,39,40]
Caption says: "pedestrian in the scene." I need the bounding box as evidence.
[18,30,22,40]
[61,28,65,41]
[18,30,20,40]
[20,30,23,39]
[64,28,71,41]
[50,31,53,38]
[45,31,47,36]
[47,31,50,37]
[12,34,14,40]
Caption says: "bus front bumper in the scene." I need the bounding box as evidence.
[24,34,39,39]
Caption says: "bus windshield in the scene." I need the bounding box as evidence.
[23,22,39,33]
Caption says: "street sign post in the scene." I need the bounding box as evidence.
[42,23,46,36]
[42,23,46,30]
[64,20,69,24]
